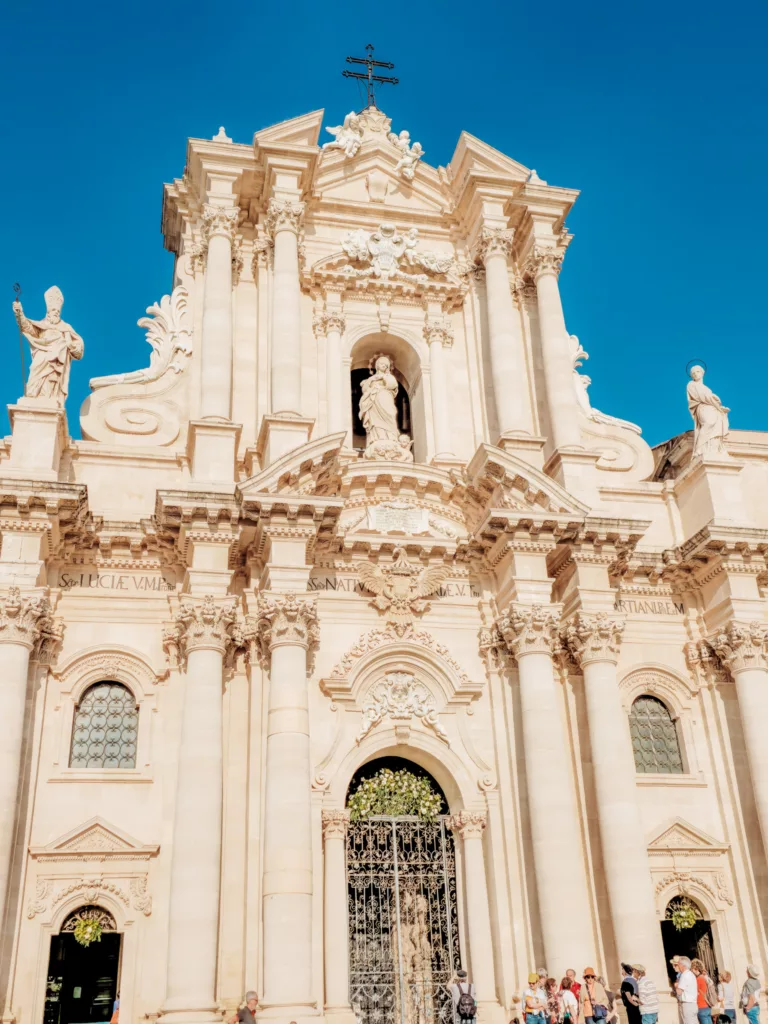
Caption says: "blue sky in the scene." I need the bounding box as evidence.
[1,0,765,446]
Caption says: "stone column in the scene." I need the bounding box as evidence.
[162,596,238,1022]
[424,319,454,458]
[477,228,533,438]
[497,605,593,978]
[712,621,768,858]
[322,810,352,1018]
[564,613,667,978]
[256,593,318,1016]
[268,198,306,417]
[314,311,347,440]
[200,204,239,421]
[0,587,57,924]
[525,246,582,451]
[446,812,497,1005]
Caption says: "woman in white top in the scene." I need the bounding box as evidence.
[717,971,735,1024]
[560,977,579,1023]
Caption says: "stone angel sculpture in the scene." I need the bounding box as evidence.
[323,111,364,159]
[387,129,424,180]
[687,365,730,459]
[13,286,84,402]
[357,547,450,632]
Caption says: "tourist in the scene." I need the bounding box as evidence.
[544,978,561,1024]
[560,977,579,1024]
[692,959,717,1024]
[740,966,761,1024]
[524,972,547,1024]
[579,968,609,1024]
[717,970,736,1024]
[229,992,258,1024]
[621,963,641,1024]
[633,965,659,1024]
[563,970,582,1000]
[451,969,477,1023]
[676,957,698,1024]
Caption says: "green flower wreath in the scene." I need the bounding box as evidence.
[73,917,103,947]
[670,905,698,931]
[348,768,443,821]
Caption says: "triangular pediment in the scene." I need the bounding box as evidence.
[315,144,449,214]
[253,109,324,149]
[30,817,159,861]
[449,132,533,187]
[648,818,728,854]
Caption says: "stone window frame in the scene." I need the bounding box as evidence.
[619,665,705,784]
[49,646,161,783]
[628,693,684,775]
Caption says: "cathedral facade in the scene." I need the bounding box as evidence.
[1,103,767,1024]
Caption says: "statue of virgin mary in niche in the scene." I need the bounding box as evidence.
[358,354,414,462]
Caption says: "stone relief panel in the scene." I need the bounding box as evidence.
[356,670,449,744]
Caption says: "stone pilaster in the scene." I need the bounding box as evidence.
[322,810,353,1020]
[314,311,347,441]
[423,318,455,459]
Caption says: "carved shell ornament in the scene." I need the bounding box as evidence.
[357,547,450,635]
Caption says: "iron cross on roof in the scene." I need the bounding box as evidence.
[343,44,399,109]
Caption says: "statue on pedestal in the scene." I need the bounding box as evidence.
[359,355,413,463]
[687,365,730,459]
[323,111,364,159]
[13,286,84,402]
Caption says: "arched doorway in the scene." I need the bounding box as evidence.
[346,757,460,1024]
[660,895,719,983]
[44,906,121,1024]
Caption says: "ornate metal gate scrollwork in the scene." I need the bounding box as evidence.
[347,817,460,1024]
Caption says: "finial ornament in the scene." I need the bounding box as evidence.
[12,287,84,403]
[687,364,730,460]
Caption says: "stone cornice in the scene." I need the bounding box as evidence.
[562,612,625,667]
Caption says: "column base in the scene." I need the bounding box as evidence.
[496,433,547,470]
[6,399,67,480]
[187,419,242,488]
[256,415,315,469]
[257,1003,320,1024]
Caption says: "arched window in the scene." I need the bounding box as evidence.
[629,695,684,774]
[69,682,139,769]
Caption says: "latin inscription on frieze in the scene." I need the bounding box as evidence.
[308,573,480,598]
[56,571,176,593]
[614,599,684,616]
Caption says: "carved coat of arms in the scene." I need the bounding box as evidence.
[357,547,450,634]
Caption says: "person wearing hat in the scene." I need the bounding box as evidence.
[632,965,659,1024]
[740,966,761,1024]
[579,968,609,1024]
[524,972,547,1024]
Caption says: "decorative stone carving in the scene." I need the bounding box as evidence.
[474,227,514,263]
[359,354,414,463]
[341,223,453,283]
[201,204,239,242]
[387,128,424,180]
[687,365,730,459]
[446,811,487,838]
[212,126,232,142]
[163,595,239,663]
[254,593,319,657]
[266,197,305,237]
[0,586,61,656]
[356,670,448,744]
[357,547,450,635]
[13,286,84,402]
[323,111,364,158]
[710,620,768,674]
[313,311,346,336]
[562,612,625,667]
[496,604,562,660]
[570,335,641,434]
[90,288,192,390]
[321,809,350,839]
[359,107,392,134]
[130,876,153,915]
[524,245,566,279]
[423,319,454,348]
[28,872,153,918]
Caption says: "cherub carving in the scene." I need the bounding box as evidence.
[357,547,450,634]
[387,129,424,180]
[323,111,364,159]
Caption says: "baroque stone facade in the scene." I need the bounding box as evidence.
[2,102,768,1024]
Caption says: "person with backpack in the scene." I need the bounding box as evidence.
[691,960,718,1024]
[451,969,477,1024]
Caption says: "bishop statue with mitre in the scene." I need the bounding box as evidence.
[13,286,84,402]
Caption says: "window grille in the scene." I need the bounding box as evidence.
[629,694,683,773]
[69,682,138,769]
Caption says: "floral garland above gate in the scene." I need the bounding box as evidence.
[348,767,443,821]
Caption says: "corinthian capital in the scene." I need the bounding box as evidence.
[474,227,514,264]
[496,603,561,660]
[423,318,454,348]
[563,612,625,667]
[202,204,239,242]
[164,595,238,662]
[710,620,768,675]
[313,310,346,337]
[446,811,487,838]
[322,809,350,840]
[255,592,319,656]
[266,197,306,237]
[524,244,566,280]
[0,587,60,657]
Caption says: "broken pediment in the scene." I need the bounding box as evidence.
[449,131,533,187]
[648,818,728,856]
[253,109,325,149]
[30,817,160,862]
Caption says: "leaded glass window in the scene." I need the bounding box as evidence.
[629,695,684,774]
[69,683,138,769]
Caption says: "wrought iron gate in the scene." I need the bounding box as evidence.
[347,817,461,1024]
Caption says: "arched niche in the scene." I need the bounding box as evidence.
[346,754,449,813]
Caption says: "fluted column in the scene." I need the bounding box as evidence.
[162,596,238,1022]
[712,621,768,857]
[477,228,533,438]
[322,810,352,1016]
[424,319,454,458]
[256,593,318,1015]
[268,198,306,416]
[0,587,58,925]
[525,246,582,450]
[564,613,667,979]
[497,605,593,977]
[200,204,238,421]
[446,812,497,1004]
[314,311,347,440]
